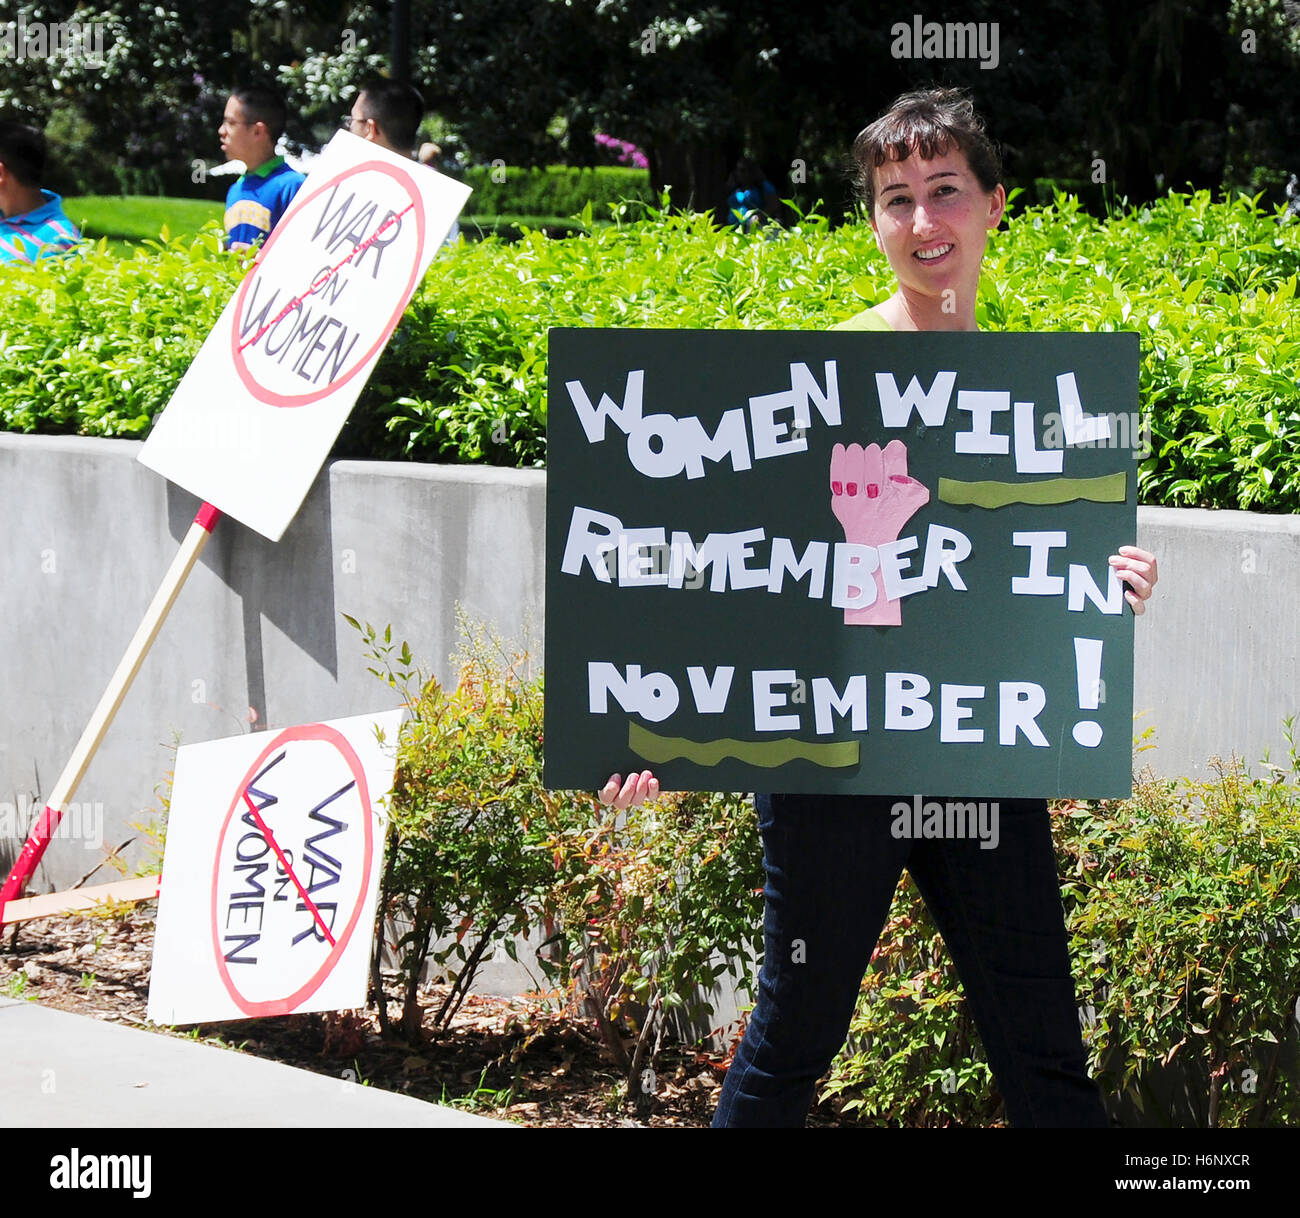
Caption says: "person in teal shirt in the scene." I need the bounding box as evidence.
[0,120,80,265]
[218,85,305,251]
[725,157,781,231]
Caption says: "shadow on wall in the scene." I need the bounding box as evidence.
[165,470,340,721]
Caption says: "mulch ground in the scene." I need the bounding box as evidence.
[1,905,852,1128]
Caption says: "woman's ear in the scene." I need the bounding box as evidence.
[986,183,1007,230]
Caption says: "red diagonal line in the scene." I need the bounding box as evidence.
[241,787,336,947]
[237,202,417,354]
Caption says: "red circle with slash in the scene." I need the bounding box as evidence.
[209,723,374,1016]
[229,160,426,409]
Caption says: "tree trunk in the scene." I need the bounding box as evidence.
[647,137,735,222]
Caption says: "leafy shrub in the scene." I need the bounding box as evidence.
[1028,176,1106,212]
[818,729,1300,1127]
[460,165,654,216]
[0,230,242,438]
[353,616,559,1043]
[1063,733,1300,1128]
[458,215,601,242]
[981,190,1300,513]
[542,786,762,1105]
[5,190,1300,512]
[356,616,763,1092]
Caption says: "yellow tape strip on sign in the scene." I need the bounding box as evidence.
[629,722,860,769]
[938,471,1127,509]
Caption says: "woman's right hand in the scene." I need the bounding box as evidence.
[599,771,659,808]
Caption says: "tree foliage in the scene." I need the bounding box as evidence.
[6,2,1299,209]
[1,1,358,196]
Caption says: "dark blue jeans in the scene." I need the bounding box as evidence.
[712,792,1108,1128]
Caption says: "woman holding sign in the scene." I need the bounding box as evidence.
[601,87,1159,1128]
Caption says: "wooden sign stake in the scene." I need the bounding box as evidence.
[0,503,221,925]
[1,874,161,925]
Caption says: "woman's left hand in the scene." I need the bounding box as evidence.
[1109,545,1159,615]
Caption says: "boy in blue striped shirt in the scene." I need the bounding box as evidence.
[219,85,305,251]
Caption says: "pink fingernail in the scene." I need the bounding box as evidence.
[831,480,842,495]
[867,484,879,499]
[847,483,857,496]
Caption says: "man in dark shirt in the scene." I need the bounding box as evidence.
[345,77,459,247]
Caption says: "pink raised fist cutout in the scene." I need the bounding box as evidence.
[830,439,930,627]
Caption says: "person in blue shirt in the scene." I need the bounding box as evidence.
[724,157,780,231]
[218,84,305,251]
[0,120,80,265]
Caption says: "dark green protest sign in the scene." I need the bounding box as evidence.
[544,328,1139,798]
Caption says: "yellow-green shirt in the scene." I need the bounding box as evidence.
[832,304,894,332]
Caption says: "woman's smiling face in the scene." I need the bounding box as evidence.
[870,143,1005,300]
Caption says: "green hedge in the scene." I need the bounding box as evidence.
[460,165,655,217]
[0,233,239,438]
[458,214,601,241]
[3,190,1299,512]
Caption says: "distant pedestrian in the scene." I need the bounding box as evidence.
[345,77,424,157]
[345,77,459,247]
[0,120,81,265]
[218,84,305,251]
[724,157,780,231]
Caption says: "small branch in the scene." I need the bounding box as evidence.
[401,892,436,1044]
[1207,1064,1222,1129]
[434,916,502,1029]
[369,825,400,1038]
[628,990,663,1116]
[74,837,135,890]
[586,983,629,1069]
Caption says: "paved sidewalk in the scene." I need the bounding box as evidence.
[0,998,505,1127]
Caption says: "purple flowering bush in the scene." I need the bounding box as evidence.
[594,132,649,169]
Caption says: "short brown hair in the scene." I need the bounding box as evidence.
[851,87,1001,214]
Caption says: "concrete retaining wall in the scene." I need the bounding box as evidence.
[2,435,1297,993]
[0,434,545,895]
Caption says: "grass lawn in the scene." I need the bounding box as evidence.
[63,195,225,248]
